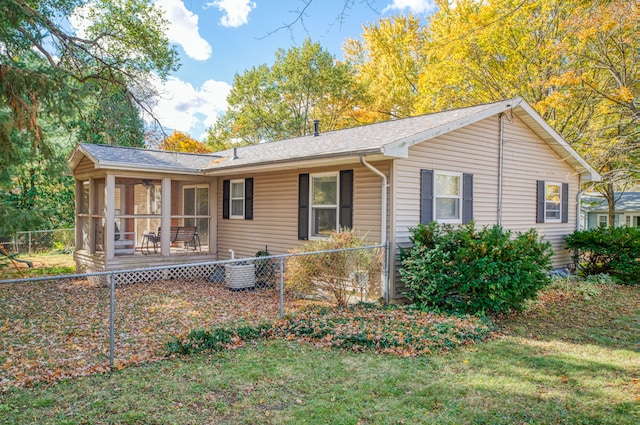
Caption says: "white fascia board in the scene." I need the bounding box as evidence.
[382,98,522,155]
[515,102,602,182]
[203,148,382,176]
[68,145,96,170]
[95,161,206,175]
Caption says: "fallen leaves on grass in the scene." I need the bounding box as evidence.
[1,278,286,391]
[2,279,494,391]
[270,305,494,356]
[169,304,495,358]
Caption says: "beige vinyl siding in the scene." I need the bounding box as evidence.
[216,161,389,260]
[391,115,579,298]
[74,156,101,179]
[500,115,578,268]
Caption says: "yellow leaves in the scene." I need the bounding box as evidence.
[160,131,211,153]
[611,86,635,103]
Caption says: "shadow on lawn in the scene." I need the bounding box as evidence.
[498,284,639,353]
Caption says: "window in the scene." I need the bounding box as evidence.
[420,170,473,225]
[624,215,639,227]
[598,215,609,227]
[222,178,253,220]
[545,182,561,221]
[298,170,353,240]
[230,180,245,218]
[435,172,462,222]
[536,181,568,223]
[311,173,338,237]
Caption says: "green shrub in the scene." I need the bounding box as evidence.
[564,226,640,284]
[400,222,553,314]
[167,324,272,355]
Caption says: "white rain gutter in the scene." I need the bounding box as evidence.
[359,155,389,303]
[497,113,505,226]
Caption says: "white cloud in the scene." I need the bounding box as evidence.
[383,0,436,14]
[155,0,212,61]
[207,0,256,27]
[150,76,231,137]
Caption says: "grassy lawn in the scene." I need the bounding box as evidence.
[0,280,637,424]
[0,252,75,280]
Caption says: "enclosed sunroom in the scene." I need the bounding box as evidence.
[70,144,219,273]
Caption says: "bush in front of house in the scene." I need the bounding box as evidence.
[564,226,640,284]
[399,222,553,314]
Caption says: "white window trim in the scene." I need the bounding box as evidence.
[597,214,609,227]
[434,171,462,224]
[309,172,339,239]
[230,179,245,219]
[544,182,562,223]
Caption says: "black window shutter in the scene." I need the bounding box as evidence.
[420,170,434,224]
[339,170,353,230]
[222,180,230,219]
[561,183,569,223]
[536,180,545,223]
[244,178,254,220]
[298,174,309,240]
[462,173,473,224]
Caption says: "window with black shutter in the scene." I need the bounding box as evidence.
[420,169,473,224]
[298,170,353,239]
[222,178,253,220]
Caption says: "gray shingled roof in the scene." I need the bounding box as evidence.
[582,192,640,212]
[207,99,515,171]
[73,98,517,173]
[72,97,599,181]
[77,143,221,173]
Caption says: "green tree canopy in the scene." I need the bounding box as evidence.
[206,38,365,146]
[0,0,179,165]
[0,0,179,234]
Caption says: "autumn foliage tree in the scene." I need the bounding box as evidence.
[160,131,211,153]
[345,0,638,219]
[343,14,425,121]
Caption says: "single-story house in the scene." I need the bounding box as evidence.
[69,97,600,300]
[581,192,640,229]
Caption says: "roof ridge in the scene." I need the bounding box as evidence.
[215,97,522,155]
[80,143,220,158]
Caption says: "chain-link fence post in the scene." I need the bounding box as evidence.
[279,256,284,318]
[28,231,32,255]
[109,272,115,369]
[384,241,391,304]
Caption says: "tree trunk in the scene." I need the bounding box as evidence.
[603,183,616,228]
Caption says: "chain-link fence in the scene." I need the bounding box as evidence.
[0,244,387,390]
[5,229,75,254]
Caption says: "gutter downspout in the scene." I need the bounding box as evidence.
[359,156,389,304]
[497,113,504,226]
[573,183,595,274]
[576,184,594,231]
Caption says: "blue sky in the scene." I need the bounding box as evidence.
[150,0,437,139]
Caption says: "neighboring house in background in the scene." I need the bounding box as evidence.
[581,192,640,229]
[69,97,600,301]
